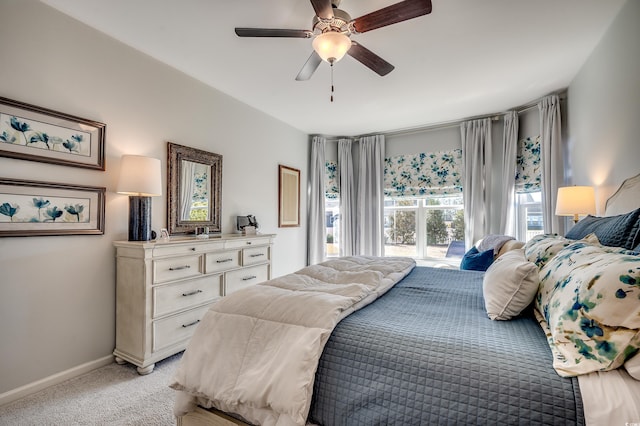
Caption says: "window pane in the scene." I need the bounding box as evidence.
[384,198,419,208]
[384,195,464,261]
[516,192,544,242]
[325,197,339,257]
[425,196,464,259]
[384,201,417,257]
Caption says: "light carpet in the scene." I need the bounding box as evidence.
[0,353,182,426]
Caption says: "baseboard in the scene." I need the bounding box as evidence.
[0,355,114,406]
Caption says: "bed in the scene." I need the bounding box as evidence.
[172,173,640,426]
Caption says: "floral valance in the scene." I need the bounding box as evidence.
[515,136,541,193]
[384,149,462,198]
[325,161,339,199]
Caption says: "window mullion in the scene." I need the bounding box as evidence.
[416,199,426,258]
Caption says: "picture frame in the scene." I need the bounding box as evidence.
[278,164,300,228]
[0,96,106,170]
[0,178,105,237]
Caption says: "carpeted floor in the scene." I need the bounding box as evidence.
[0,352,182,426]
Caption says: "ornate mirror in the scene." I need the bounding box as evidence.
[167,142,222,235]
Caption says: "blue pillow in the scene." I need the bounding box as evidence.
[565,208,640,250]
[460,246,494,271]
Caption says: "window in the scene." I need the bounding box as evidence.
[384,195,464,260]
[515,191,544,242]
[325,161,340,257]
[515,136,543,241]
[325,197,339,257]
[325,149,465,260]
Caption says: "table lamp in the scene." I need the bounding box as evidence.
[555,186,596,223]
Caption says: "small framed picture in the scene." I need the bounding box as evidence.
[278,164,300,227]
[160,228,170,240]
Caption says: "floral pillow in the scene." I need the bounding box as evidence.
[524,233,601,269]
[523,234,573,269]
[535,241,640,376]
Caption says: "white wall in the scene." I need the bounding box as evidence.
[568,0,640,213]
[0,0,308,397]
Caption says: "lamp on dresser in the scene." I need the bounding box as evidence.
[556,185,596,223]
[116,155,162,241]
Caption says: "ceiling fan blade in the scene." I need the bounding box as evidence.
[235,28,312,38]
[352,0,432,33]
[310,0,334,20]
[347,42,394,76]
[295,51,323,81]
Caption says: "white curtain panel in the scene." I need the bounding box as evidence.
[338,138,356,256]
[356,135,385,256]
[461,118,492,248]
[499,111,519,236]
[307,136,326,265]
[180,160,197,221]
[538,95,564,234]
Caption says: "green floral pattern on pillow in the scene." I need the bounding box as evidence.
[535,241,640,376]
[523,234,573,269]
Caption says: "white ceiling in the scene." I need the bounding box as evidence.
[41,0,626,136]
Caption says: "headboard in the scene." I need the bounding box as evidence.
[604,172,640,216]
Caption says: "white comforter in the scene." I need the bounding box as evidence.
[170,256,416,426]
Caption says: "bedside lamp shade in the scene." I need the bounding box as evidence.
[117,155,162,196]
[117,155,162,241]
[556,186,596,223]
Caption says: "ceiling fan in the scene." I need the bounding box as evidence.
[235,0,433,81]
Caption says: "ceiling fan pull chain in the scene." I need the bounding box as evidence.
[330,60,334,102]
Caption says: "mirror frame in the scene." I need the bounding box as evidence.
[167,142,222,235]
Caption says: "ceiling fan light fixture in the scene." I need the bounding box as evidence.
[312,31,352,63]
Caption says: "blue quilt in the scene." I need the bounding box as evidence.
[309,266,584,425]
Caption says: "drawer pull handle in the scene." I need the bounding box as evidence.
[182,289,203,297]
[249,253,264,258]
[169,265,191,271]
[246,241,252,245]
[190,248,196,251]
[242,275,257,281]
[181,319,200,328]
[216,258,233,263]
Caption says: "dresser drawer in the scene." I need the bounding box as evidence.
[153,240,224,257]
[153,255,203,284]
[205,250,241,274]
[153,275,222,318]
[153,305,210,352]
[225,237,271,249]
[242,246,270,266]
[225,264,269,295]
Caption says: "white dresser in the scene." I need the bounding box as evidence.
[113,233,275,374]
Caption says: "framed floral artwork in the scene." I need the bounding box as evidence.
[0,178,105,237]
[0,96,105,170]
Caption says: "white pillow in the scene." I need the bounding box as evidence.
[483,249,539,320]
[624,353,640,381]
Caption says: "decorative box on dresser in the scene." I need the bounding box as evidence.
[113,233,275,374]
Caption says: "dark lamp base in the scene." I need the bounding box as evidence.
[128,196,152,241]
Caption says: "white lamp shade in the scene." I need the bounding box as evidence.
[312,32,352,62]
[116,155,162,196]
[555,186,596,217]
